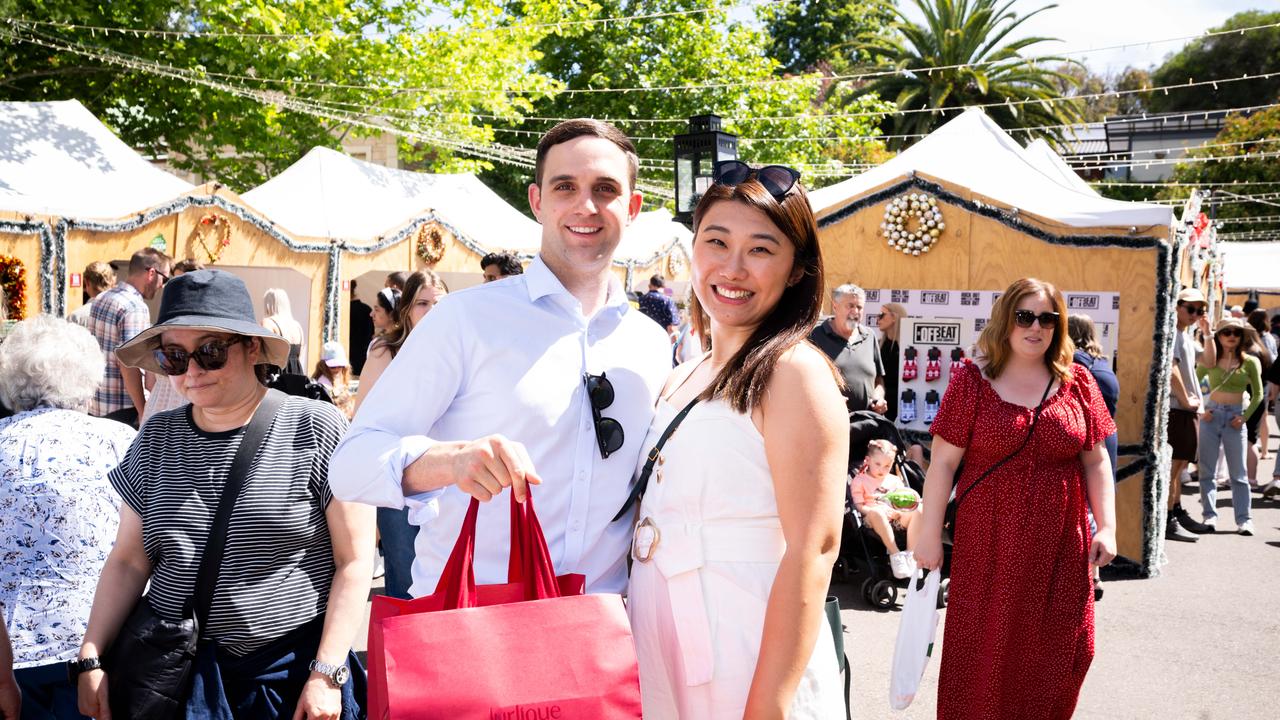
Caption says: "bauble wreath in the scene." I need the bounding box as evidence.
[415,224,446,266]
[191,213,232,264]
[880,193,945,257]
[666,247,688,279]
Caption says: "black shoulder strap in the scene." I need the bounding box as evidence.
[189,389,287,625]
[612,397,700,522]
[954,375,1054,509]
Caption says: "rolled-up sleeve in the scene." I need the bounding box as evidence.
[327,298,467,509]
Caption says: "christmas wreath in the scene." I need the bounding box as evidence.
[0,254,26,320]
[415,224,446,265]
[190,213,232,264]
[666,247,688,279]
[880,192,945,257]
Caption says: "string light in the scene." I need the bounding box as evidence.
[5,14,1277,97]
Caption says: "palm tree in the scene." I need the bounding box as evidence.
[855,0,1081,148]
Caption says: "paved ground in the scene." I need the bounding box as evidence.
[838,415,1280,719]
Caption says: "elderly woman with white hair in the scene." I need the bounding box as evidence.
[0,316,137,719]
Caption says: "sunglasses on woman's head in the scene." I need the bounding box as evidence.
[153,338,242,375]
[712,160,801,202]
[1013,310,1060,329]
[584,372,625,459]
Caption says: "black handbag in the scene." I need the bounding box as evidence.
[103,390,285,720]
[942,376,1053,543]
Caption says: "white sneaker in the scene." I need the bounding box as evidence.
[1264,479,1280,500]
[890,552,912,579]
[1238,520,1254,536]
[372,552,386,579]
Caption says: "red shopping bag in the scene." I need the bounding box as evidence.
[367,492,642,719]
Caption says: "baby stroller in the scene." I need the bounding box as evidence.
[835,411,951,610]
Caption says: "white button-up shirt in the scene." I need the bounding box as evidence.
[328,256,671,595]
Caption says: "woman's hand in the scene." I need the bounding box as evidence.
[1201,410,1213,422]
[1089,527,1117,567]
[914,535,944,571]
[291,676,342,720]
[78,669,110,720]
[1229,415,1244,430]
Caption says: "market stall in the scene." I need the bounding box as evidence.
[809,108,1175,575]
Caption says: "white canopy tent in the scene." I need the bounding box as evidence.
[1220,241,1280,292]
[809,108,1171,228]
[0,100,192,219]
[1023,138,1098,196]
[243,146,542,250]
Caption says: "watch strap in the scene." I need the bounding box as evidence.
[66,657,102,682]
[309,659,349,686]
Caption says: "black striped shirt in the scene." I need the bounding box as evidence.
[109,396,347,656]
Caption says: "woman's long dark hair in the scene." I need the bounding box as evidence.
[689,176,829,414]
[374,271,447,359]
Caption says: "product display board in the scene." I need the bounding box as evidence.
[862,288,1121,432]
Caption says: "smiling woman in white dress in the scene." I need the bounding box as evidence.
[626,162,848,719]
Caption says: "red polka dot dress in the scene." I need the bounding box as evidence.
[930,361,1115,720]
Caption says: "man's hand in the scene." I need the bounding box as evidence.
[442,435,543,503]
[1184,396,1201,413]
[78,669,110,720]
[0,671,19,720]
[870,398,888,414]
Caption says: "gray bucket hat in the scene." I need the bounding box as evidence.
[116,269,292,374]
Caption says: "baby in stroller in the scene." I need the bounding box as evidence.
[850,438,923,579]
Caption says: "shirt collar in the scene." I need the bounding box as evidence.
[524,254,628,311]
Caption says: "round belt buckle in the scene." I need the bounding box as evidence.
[633,517,660,563]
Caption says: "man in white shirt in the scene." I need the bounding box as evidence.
[328,120,671,596]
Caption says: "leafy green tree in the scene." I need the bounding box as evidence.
[1159,107,1280,236]
[853,0,1081,148]
[1051,65,1152,122]
[0,0,559,188]
[758,0,895,75]
[1150,10,1280,114]
[479,0,895,211]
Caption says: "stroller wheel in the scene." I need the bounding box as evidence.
[860,577,876,605]
[870,579,898,610]
[937,577,950,609]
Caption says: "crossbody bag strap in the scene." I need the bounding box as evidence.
[188,389,287,626]
[1204,363,1242,397]
[612,397,701,522]
[954,375,1055,509]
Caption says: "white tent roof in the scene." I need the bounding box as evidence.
[1221,241,1280,291]
[243,146,542,250]
[0,100,193,219]
[808,108,1171,229]
[620,209,693,265]
[1024,139,1098,196]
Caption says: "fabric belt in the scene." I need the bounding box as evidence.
[633,519,786,686]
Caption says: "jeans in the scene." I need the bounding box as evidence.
[14,662,88,720]
[1198,401,1251,525]
[377,506,418,599]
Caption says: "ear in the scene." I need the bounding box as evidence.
[787,265,804,287]
[528,182,544,223]
[625,189,643,225]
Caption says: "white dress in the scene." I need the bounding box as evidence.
[627,397,844,719]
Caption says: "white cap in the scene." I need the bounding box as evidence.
[321,341,349,368]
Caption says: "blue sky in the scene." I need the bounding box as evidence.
[895,0,1269,73]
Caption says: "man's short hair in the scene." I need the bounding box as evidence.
[480,252,524,277]
[832,283,866,303]
[128,247,171,276]
[535,119,639,191]
[649,275,665,289]
[83,261,116,290]
[386,271,408,291]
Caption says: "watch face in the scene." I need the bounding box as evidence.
[334,665,350,685]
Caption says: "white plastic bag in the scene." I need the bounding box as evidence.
[889,569,941,710]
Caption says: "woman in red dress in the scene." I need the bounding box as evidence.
[914,277,1117,720]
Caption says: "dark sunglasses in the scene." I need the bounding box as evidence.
[1178,303,1206,316]
[153,338,243,375]
[153,267,170,285]
[585,373,625,459]
[1217,328,1242,338]
[1013,310,1060,329]
[713,160,801,201]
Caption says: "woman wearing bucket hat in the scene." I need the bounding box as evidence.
[76,270,374,719]
[1195,316,1265,535]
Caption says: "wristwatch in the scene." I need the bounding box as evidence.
[308,659,351,688]
[66,657,103,683]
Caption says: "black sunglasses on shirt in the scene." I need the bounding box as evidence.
[584,373,625,459]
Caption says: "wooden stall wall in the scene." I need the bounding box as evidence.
[0,226,46,318]
[816,181,1167,564]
